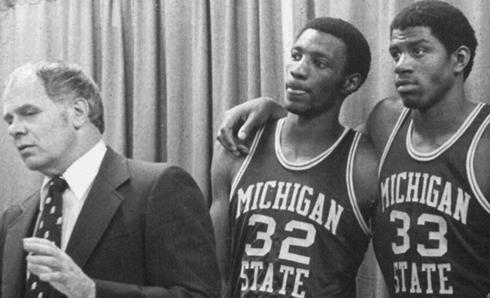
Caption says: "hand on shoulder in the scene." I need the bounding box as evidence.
[216,97,286,156]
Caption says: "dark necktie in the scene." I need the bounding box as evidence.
[25,176,68,298]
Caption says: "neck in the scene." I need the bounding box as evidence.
[412,82,475,138]
[409,82,477,151]
[280,104,344,162]
[42,131,103,177]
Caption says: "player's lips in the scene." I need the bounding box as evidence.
[395,79,418,93]
[285,83,311,95]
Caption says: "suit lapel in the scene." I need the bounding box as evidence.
[2,195,39,298]
[65,148,129,269]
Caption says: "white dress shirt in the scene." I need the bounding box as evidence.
[37,140,107,250]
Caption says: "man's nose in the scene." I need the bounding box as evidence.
[394,53,413,75]
[7,118,27,137]
[289,59,309,79]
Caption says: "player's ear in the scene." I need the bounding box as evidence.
[340,73,361,96]
[452,45,471,77]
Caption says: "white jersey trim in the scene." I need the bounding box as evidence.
[229,125,266,200]
[346,131,371,236]
[378,108,411,177]
[466,114,490,214]
[275,118,350,171]
[407,103,484,162]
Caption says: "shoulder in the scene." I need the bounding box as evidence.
[370,96,405,115]
[211,140,247,200]
[130,160,200,189]
[105,148,202,197]
[212,123,264,186]
[122,156,204,206]
[351,133,379,216]
[366,96,406,156]
[472,117,490,199]
[127,158,182,178]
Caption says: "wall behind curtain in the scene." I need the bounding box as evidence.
[0,0,489,297]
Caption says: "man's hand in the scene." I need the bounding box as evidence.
[24,237,96,298]
[216,97,286,156]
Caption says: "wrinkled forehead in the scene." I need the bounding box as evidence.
[390,26,434,41]
[1,69,52,117]
[389,26,438,49]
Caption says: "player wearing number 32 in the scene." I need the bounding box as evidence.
[210,18,378,297]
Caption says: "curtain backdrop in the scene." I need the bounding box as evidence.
[1,0,489,297]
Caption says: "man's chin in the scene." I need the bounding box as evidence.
[285,105,310,116]
[285,108,323,119]
[285,102,304,114]
[400,94,421,109]
[22,158,44,171]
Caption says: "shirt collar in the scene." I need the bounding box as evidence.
[40,140,107,203]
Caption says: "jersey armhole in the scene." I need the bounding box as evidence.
[466,114,490,213]
[346,131,371,236]
[229,125,266,201]
[378,108,410,177]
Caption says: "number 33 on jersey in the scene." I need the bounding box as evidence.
[374,105,490,297]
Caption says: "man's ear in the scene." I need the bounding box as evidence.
[453,45,471,76]
[70,97,91,129]
[340,73,361,96]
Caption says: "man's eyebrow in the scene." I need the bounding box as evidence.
[292,46,331,58]
[17,104,39,111]
[390,37,432,51]
[391,37,431,46]
[7,104,40,117]
[2,104,41,122]
[408,38,431,46]
[311,50,331,58]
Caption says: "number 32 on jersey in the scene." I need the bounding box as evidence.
[239,214,316,298]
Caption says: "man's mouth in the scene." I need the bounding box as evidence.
[285,83,310,96]
[17,144,34,152]
[395,80,418,93]
[286,88,308,95]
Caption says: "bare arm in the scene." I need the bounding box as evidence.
[352,134,379,223]
[210,141,244,297]
[366,97,405,157]
[217,97,286,156]
[473,120,490,200]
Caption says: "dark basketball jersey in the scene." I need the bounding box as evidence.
[374,103,490,297]
[229,119,371,298]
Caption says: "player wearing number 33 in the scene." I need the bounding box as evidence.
[369,1,490,297]
[210,18,378,297]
